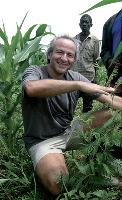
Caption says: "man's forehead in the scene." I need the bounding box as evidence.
[55,38,76,48]
[80,16,89,22]
[54,39,76,55]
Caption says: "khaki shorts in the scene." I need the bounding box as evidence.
[29,119,84,169]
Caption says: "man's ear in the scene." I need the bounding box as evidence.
[74,56,77,62]
[48,55,50,60]
[90,23,93,27]
[48,53,52,60]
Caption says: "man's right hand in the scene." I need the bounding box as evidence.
[78,81,115,95]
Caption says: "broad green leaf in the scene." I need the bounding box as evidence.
[0,44,5,63]
[2,20,7,36]
[0,57,14,83]
[90,159,95,174]
[112,41,122,61]
[0,134,10,153]
[19,11,29,30]
[10,12,29,51]
[0,28,9,46]
[23,24,38,44]
[0,63,8,81]
[102,117,114,128]
[16,25,24,50]
[80,0,122,15]
[36,24,47,37]
[13,36,41,63]
[67,189,77,197]
[0,179,10,185]
[73,159,88,174]
[3,48,14,82]
[92,190,107,197]
[14,60,29,78]
[10,27,21,52]
[42,31,55,37]
[79,191,85,198]
[0,92,5,102]
[103,163,111,175]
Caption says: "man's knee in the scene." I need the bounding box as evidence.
[43,165,64,195]
[35,153,68,195]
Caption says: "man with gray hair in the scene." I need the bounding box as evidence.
[22,35,122,198]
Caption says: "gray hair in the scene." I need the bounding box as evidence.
[47,35,78,63]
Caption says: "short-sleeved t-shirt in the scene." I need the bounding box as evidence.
[22,66,99,149]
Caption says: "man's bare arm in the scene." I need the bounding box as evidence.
[25,79,79,97]
[24,79,115,98]
[97,94,122,110]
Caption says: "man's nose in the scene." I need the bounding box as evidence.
[61,53,68,60]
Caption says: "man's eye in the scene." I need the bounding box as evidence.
[67,54,75,58]
[56,51,63,54]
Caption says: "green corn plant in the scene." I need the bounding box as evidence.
[0,13,54,155]
[80,0,122,15]
[0,13,55,200]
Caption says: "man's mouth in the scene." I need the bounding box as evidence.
[57,62,68,68]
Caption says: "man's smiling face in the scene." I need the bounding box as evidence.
[48,38,76,79]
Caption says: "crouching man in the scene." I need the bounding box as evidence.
[22,35,122,197]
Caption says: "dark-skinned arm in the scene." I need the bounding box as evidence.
[83,93,122,132]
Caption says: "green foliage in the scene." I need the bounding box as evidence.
[58,110,122,199]
[80,0,122,15]
[0,14,54,199]
[0,13,53,154]
[112,41,122,62]
[58,63,122,199]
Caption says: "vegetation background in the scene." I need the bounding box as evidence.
[0,0,122,199]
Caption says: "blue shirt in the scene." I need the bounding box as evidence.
[112,9,122,55]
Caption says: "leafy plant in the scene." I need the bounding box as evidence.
[80,0,122,15]
[57,110,122,199]
[0,13,54,154]
[0,13,54,200]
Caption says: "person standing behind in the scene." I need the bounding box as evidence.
[100,9,122,97]
[72,14,100,112]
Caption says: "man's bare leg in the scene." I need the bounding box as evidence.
[83,108,113,132]
[35,109,113,196]
[35,153,68,196]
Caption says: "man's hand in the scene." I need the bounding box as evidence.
[98,94,122,110]
[78,82,115,95]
